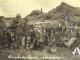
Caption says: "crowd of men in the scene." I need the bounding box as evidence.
[0,14,80,51]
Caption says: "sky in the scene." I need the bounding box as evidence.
[0,0,80,17]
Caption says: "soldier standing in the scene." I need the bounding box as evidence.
[12,14,23,49]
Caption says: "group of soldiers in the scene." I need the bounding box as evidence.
[0,14,80,50]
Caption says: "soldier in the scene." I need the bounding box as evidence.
[0,16,6,49]
[0,16,6,36]
[11,14,23,49]
[28,25,36,49]
[2,30,13,49]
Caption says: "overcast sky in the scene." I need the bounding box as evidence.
[0,0,80,17]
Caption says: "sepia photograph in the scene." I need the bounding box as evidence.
[0,0,80,60]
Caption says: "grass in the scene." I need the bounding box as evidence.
[0,49,80,60]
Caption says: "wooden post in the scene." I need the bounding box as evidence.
[24,17,29,49]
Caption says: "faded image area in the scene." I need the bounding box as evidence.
[0,0,80,60]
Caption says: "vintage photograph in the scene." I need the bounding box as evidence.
[0,0,80,60]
